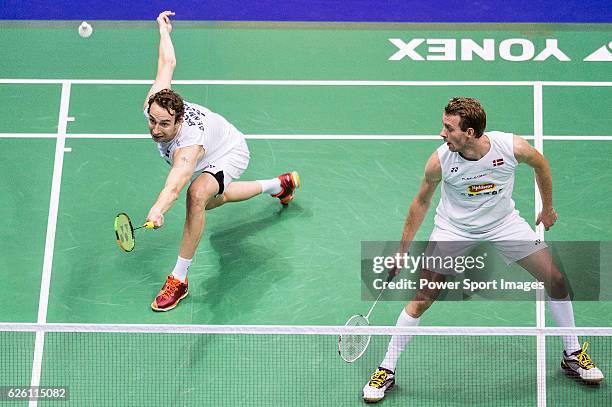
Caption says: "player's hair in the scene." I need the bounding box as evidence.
[444,97,486,138]
[147,89,185,123]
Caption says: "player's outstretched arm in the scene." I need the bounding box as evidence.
[513,134,557,230]
[143,11,177,110]
[146,145,203,227]
[398,151,442,254]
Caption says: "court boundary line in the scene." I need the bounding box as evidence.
[28,81,72,407]
[1,133,612,140]
[1,79,612,86]
[533,83,547,407]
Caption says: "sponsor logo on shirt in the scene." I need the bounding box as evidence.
[467,183,496,196]
[184,104,206,132]
[461,171,491,181]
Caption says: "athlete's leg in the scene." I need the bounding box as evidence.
[152,173,219,311]
[205,181,263,210]
[180,172,219,258]
[378,232,473,372]
[516,247,567,299]
[521,251,606,382]
[363,269,445,402]
[516,247,604,382]
[517,249,580,349]
[202,142,298,210]
[381,269,445,371]
[206,172,300,210]
[492,215,579,351]
[364,227,478,402]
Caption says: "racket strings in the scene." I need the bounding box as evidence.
[119,224,133,243]
[339,315,372,362]
[114,213,136,252]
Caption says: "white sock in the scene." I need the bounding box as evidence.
[171,256,192,283]
[380,309,420,372]
[258,178,281,195]
[548,295,580,354]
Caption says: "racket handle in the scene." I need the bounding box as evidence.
[143,221,155,229]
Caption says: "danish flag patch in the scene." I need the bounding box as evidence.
[493,158,504,167]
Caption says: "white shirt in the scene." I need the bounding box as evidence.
[434,131,519,233]
[148,101,245,173]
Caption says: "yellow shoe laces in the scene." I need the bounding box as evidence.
[576,341,595,369]
[369,369,389,389]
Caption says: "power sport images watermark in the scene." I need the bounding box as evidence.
[370,250,543,293]
[360,241,610,301]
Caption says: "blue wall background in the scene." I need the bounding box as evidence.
[2,0,611,22]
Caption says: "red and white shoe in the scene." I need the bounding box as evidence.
[151,275,189,312]
[272,171,300,205]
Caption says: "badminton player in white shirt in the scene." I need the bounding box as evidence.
[363,97,603,403]
[144,11,300,312]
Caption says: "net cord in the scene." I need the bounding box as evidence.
[2,323,611,336]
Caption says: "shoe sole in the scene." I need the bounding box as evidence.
[151,290,189,312]
[561,360,604,384]
[280,171,301,205]
[363,381,395,404]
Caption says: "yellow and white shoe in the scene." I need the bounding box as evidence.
[561,341,604,383]
[362,367,395,403]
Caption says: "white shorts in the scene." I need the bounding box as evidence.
[425,213,547,275]
[191,139,250,195]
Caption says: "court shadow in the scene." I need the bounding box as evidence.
[179,203,307,370]
[196,202,307,323]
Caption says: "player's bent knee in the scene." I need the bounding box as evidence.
[205,194,226,210]
[550,271,566,287]
[187,191,212,209]
[544,270,568,295]
[187,185,218,209]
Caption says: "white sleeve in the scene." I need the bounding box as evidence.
[175,124,207,150]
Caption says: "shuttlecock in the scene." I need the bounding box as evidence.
[78,21,93,38]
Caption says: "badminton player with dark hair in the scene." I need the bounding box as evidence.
[144,11,300,311]
[362,97,603,403]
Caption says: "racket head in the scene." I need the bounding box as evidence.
[114,212,136,252]
[337,314,371,363]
